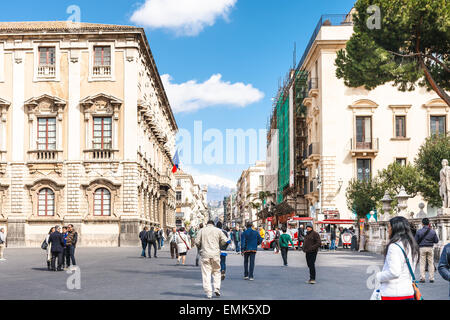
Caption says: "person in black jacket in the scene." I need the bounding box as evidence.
[303,223,321,284]
[415,218,439,283]
[139,227,148,258]
[297,225,305,250]
[146,227,158,258]
[48,226,65,271]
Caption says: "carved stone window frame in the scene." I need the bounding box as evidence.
[82,178,121,219]
[80,93,122,152]
[0,184,9,218]
[33,41,61,82]
[24,94,66,152]
[422,99,449,136]
[26,179,65,219]
[0,98,10,157]
[0,42,4,83]
[389,105,411,140]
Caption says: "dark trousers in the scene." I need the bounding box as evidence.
[306,252,318,280]
[148,241,157,257]
[280,247,289,265]
[141,242,148,257]
[65,245,76,267]
[170,242,178,259]
[51,251,63,270]
[220,255,226,272]
[275,239,280,252]
[244,252,256,278]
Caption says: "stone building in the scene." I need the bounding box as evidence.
[0,22,178,247]
[174,169,208,228]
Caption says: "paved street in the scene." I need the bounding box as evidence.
[0,246,448,300]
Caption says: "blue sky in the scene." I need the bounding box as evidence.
[0,0,356,190]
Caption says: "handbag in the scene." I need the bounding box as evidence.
[41,240,48,250]
[178,232,190,251]
[394,243,423,300]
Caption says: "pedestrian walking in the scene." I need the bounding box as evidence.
[48,226,65,271]
[415,218,439,283]
[231,227,240,253]
[337,227,344,248]
[297,225,305,250]
[168,227,179,259]
[0,228,6,261]
[195,220,229,299]
[146,227,158,258]
[43,227,55,270]
[279,226,294,266]
[216,222,231,280]
[196,223,204,266]
[437,243,450,297]
[159,228,165,248]
[139,227,148,258]
[274,227,281,254]
[241,222,263,281]
[303,223,321,284]
[61,226,68,269]
[176,227,190,265]
[155,227,162,250]
[376,216,419,300]
[188,227,196,248]
[65,224,78,269]
[329,226,337,251]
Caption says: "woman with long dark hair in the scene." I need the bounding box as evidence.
[376,216,419,300]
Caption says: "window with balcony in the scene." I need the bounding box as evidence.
[37,118,56,150]
[176,191,182,202]
[94,188,111,216]
[38,47,56,78]
[395,115,406,138]
[430,116,446,136]
[357,159,371,181]
[93,117,112,150]
[93,46,111,77]
[356,116,372,149]
[38,188,55,216]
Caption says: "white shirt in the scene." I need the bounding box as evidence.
[376,241,416,297]
[0,232,5,243]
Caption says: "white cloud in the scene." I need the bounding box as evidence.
[161,74,264,113]
[130,0,238,36]
[182,166,236,189]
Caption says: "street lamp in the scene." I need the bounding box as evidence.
[396,186,410,218]
[380,191,393,221]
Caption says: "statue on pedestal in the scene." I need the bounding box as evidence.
[440,159,449,208]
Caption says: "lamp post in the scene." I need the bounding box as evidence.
[396,186,410,218]
[381,191,393,221]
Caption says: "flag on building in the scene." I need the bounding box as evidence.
[172,150,180,173]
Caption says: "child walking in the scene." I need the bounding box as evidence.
[279,226,295,266]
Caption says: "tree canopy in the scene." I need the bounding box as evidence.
[336,0,450,106]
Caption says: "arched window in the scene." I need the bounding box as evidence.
[94,188,111,216]
[38,188,55,216]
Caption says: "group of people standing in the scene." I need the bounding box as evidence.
[43,224,78,271]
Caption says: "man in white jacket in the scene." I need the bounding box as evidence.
[195,220,229,299]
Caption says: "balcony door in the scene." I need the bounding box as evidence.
[356,116,372,149]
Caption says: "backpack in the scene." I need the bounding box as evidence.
[146,230,156,243]
[220,230,229,251]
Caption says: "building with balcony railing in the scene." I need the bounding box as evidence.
[0,21,178,247]
[294,9,447,220]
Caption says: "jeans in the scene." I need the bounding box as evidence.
[330,239,336,250]
[141,242,148,257]
[161,238,164,247]
[244,252,256,278]
[220,255,226,272]
[65,245,76,266]
[280,247,289,265]
[234,240,240,252]
[148,241,157,257]
[306,252,318,280]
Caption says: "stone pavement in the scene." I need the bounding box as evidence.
[0,246,448,300]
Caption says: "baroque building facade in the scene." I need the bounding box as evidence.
[174,169,208,228]
[0,22,177,247]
